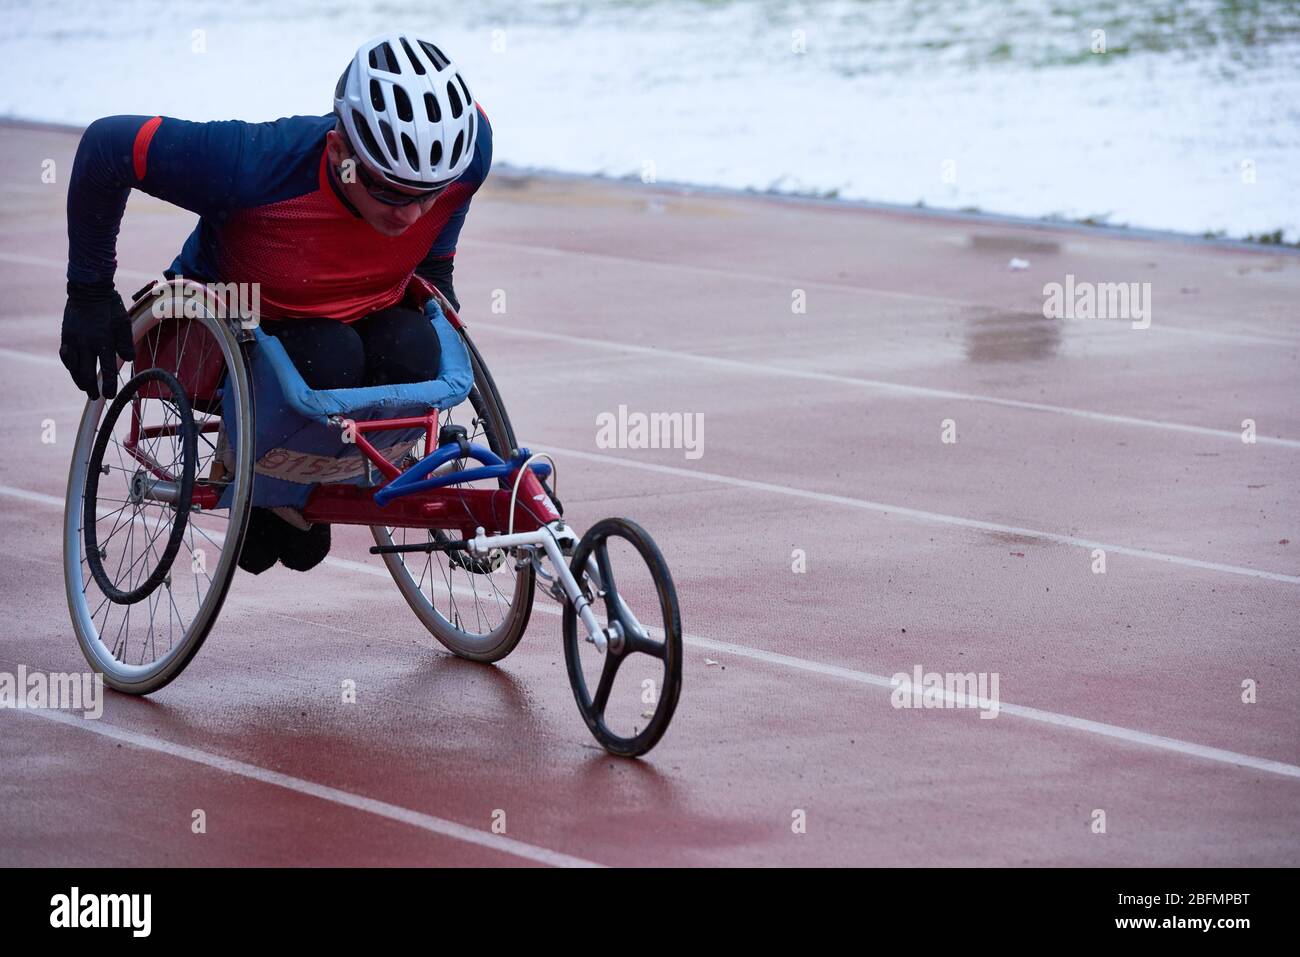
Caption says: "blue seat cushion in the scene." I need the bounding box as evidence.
[218,300,475,509]
[254,299,473,422]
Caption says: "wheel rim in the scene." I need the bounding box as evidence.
[564,518,682,757]
[64,289,254,688]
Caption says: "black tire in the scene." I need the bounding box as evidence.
[563,518,682,757]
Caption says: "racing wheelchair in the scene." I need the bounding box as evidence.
[62,278,681,757]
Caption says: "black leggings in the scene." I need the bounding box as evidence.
[261,305,442,390]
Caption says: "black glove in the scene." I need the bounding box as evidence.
[418,257,460,313]
[60,279,135,400]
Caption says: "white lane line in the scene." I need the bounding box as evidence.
[4,482,1295,780]
[6,229,1294,346]
[685,648,1300,781]
[0,346,62,368]
[471,323,1300,448]
[532,447,1300,584]
[0,484,65,507]
[0,252,158,281]
[0,314,59,326]
[1155,325,1300,347]
[4,250,1294,443]
[464,237,977,307]
[0,404,82,421]
[12,707,600,867]
[19,337,1282,583]
[463,238,1300,347]
[10,406,1300,592]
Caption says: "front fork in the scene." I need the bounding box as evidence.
[467,516,652,657]
[466,520,609,652]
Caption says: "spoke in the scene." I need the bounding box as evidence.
[108,497,135,590]
[188,521,205,605]
[184,522,216,589]
[142,515,173,662]
[111,514,167,589]
[91,499,135,547]
[145,580,162,661]
[188,520,226,553]
[96,503,143,552]
[112,596,129,659]
[483,561,512,610]
[91,592,111,623]
[415,540,432,593]
[591,651,621,718]
[593,541,620,621]
[466,556,485,634]
[625,630,668,660]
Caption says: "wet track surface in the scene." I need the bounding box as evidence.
[1,121,1297,866]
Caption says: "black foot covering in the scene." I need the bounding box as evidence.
[237,508,283,575]
[279,522,331,572]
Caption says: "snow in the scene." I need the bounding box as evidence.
[1,0,1296,240]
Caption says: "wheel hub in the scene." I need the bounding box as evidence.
[127,469,146,504]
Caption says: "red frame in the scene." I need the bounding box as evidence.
[121,281,554,535]
[300,409,553,535]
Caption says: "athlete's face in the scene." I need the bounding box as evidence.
[325,130,442,236]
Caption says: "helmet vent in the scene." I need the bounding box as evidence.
[419,41,450,70]
[401,132,419,170]
[369,79,386,112]
[351,111,390,170]
[449,130,464,169]
[334,64,350,100]
[378,118,398,160]
[456,74,472,110]
[424,93,441,123]
[430,139,443,167]
[393,85,413,122]
[400,37,426,75]
[369,42,399,73]
[446,80,463,119]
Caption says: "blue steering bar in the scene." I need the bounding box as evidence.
[372,442,551,507]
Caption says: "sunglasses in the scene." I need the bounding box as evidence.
[350,158,448,207]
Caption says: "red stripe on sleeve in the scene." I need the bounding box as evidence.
[132,116,164,181]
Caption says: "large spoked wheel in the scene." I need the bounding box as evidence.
[371,328,535,662]
[64,281,256,694]
[563,518,682,757]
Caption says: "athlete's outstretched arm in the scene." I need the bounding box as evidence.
[66,114,323,283]
[60,115,287,397]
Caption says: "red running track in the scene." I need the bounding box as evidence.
[0,121,1297,866]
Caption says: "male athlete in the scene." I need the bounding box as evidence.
[59,32,492,574]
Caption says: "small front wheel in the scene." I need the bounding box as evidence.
[563,518,682,757]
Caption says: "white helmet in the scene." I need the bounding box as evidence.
[333,33,479,190]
